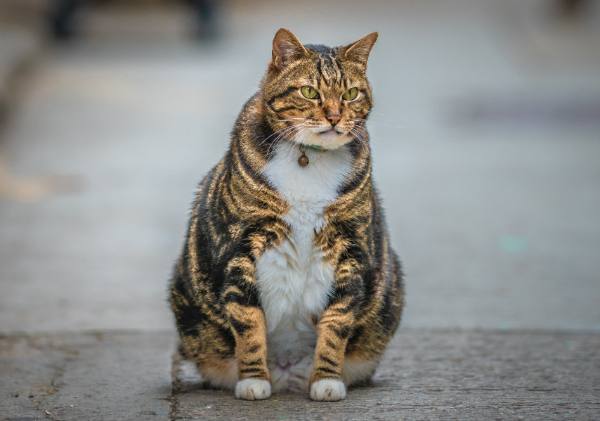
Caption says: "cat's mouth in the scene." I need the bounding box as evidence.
[318,128,340,136]
[295,126,351,150]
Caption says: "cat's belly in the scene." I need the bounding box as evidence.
[255,206,335,391]
[256,141,352,391]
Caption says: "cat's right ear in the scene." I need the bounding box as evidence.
[271,28,308,71]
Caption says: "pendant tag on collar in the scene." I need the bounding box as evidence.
[297,144,326,167]
[298,150,309,167]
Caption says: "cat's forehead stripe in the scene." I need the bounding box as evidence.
[330,55,344,85]
[317,53,343,89]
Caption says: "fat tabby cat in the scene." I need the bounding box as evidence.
[169,28,404,401]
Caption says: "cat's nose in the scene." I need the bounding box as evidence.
[326,113,341,126]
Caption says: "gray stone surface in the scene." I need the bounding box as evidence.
[172,329,600,420]
[4,329,597,420]
[0,331,174,421]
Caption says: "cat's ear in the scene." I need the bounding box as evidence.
[271,28,308,70]
[342,32,378,67]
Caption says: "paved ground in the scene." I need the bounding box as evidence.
[1,329,599,420]
[1,0,600,419]
[0,331,174,420]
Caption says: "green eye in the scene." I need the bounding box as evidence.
[300,86,319,99]
[342,87,359,101]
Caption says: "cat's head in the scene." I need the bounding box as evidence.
[262,29,378,150]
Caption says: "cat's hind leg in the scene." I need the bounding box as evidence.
[176,343,239,390]
[197,357,238,390]
[342,356,378,386]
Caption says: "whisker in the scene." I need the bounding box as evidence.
[265,123,305,158]
[257,123,302,149]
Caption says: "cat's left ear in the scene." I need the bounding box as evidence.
[342,32,378,67]
[271,28,309,70]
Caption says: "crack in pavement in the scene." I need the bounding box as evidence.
[3,335,78,421]
[168,349,182,421]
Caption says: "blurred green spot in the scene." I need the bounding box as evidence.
[499,235,528,254]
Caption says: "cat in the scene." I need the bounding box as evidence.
[169,28,404,402]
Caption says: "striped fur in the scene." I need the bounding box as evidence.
[169,29,404,401]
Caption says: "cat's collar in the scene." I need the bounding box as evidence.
[300,143,327,152]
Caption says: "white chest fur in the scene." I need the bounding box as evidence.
[256,142,352,371]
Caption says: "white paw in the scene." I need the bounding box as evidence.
[177,360,202,384]
[234,378,271,400]
[310,379,346,401]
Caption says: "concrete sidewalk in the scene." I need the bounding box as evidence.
[0,331,174,420]
[1,329,599,420]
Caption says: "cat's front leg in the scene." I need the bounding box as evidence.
[223,255,271,400]
[309,266,363,401]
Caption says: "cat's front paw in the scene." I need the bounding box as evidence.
[309,378,346,401]
[234,378,271,400]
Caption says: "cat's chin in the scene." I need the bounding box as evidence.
[294,131,352,150]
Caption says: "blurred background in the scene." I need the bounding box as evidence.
[1,0,599,334]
